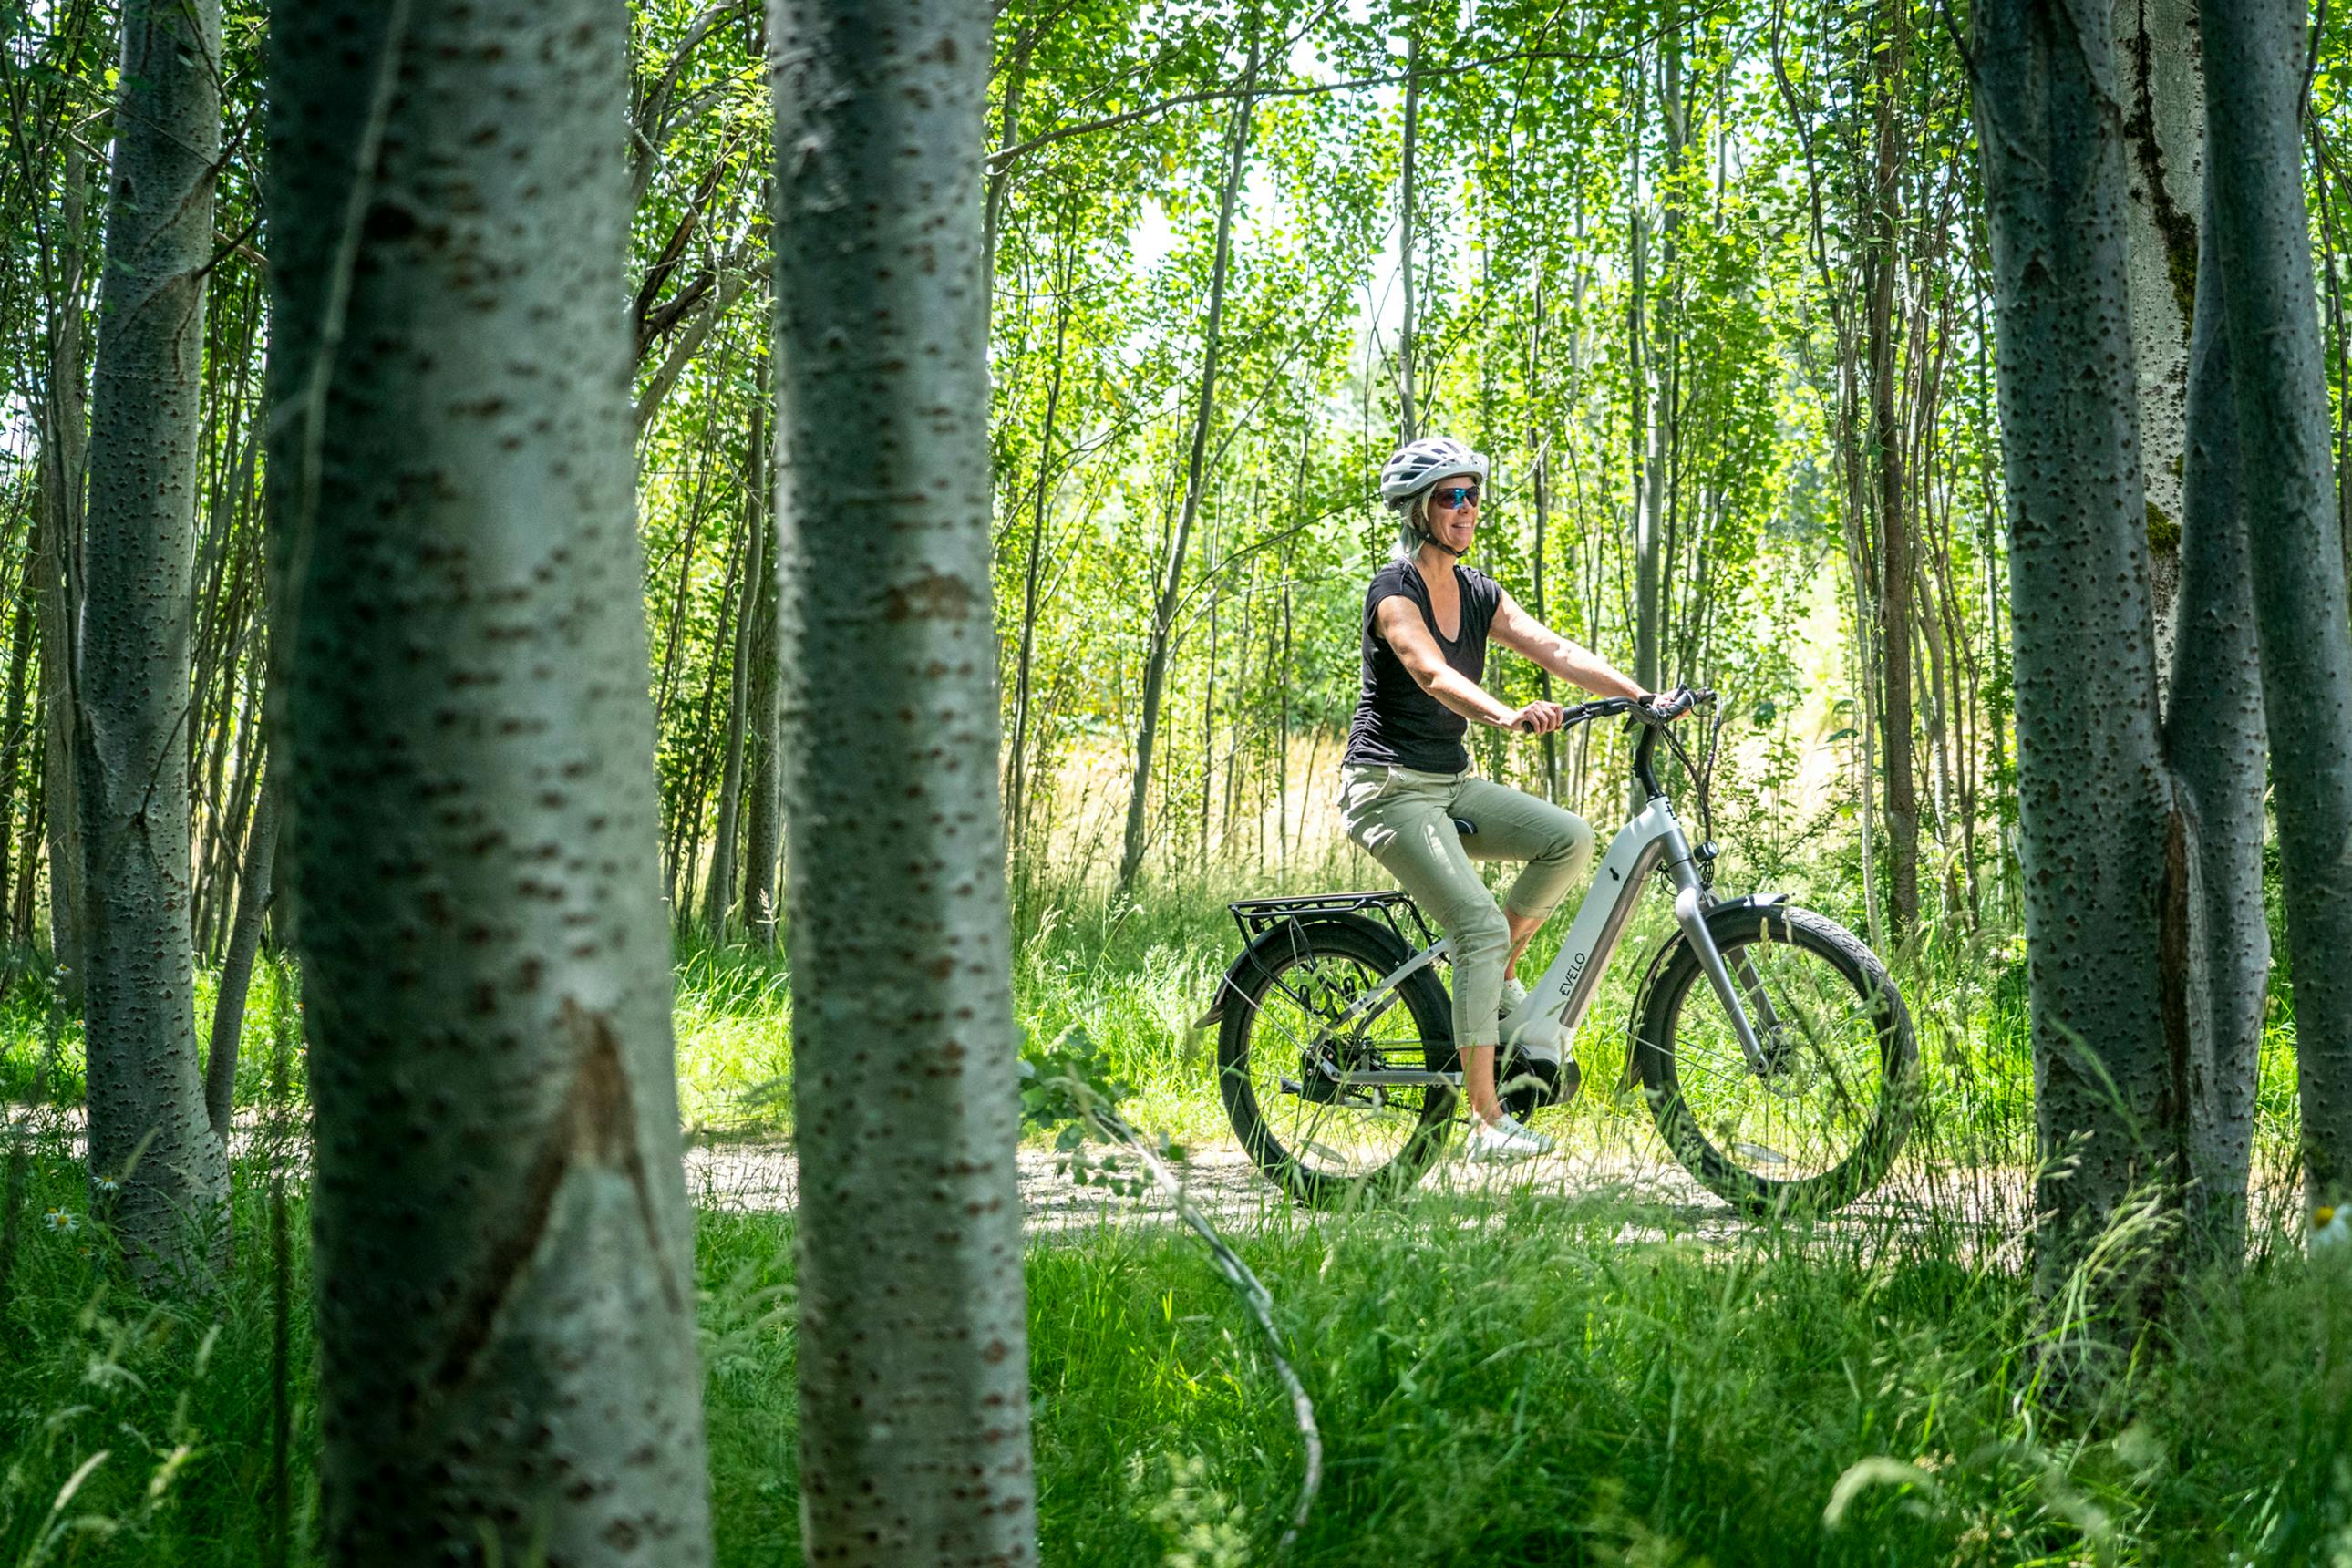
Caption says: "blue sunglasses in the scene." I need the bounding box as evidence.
[1431,486,1482,510]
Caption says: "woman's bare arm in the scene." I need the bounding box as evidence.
[1489,590,1646,700]
[1374,597,1563,731]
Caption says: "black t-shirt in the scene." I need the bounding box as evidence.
[1342,560,1504,774]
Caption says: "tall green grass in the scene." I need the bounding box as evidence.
[0,871,2330,1563]
[0,870,2309,1199]
[6,1151,2351,1565]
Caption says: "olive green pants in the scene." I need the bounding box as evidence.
[1337,764,1595,1050]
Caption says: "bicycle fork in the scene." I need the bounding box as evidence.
[1661,834,1779,1075]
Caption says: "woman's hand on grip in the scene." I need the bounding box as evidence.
[1641,685,1705,722]
[1510,700,1567,735]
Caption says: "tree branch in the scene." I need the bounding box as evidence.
[633,241,759,430]
[986,5,1729,171]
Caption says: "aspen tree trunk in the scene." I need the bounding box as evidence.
[1226,538,1253,855]
[2116,0,2203,677]
[703,503,763,934]
[38,132,89,996]
[1279,575,1292,871]
[201,677,263,962]
[740,405,784,950]
[1631,41,1667,696]
[2202,3,2352,1218]
[11,766,43,948]
[1200,517,1219,877]
[1398,31,1420,444]
[0,549,34,920]
[1975,0,2184,1309]
[1869,0,1919,934]
[1530,272,1561,802]
[33,511,80,982]
[672,511,747,926]
[1914,558,1957,918]
[1650,17,1684,679]
[1777,24,1886,944]
[1629,199,1657,700]
[1119,35,1258,892]
[77,0,229,1277]
[269,2,714,1561]
[1841,380,1888,954]
[770,1,1037,1560]
[2324,152,2352,593]
[1006,247,1071,855]
[202,774,275,1145]
[1972,290,2025,923]
[981,34,1029,336]
[2163,212,2266,1268]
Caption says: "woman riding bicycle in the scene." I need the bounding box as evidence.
[1340,435,1685,1164]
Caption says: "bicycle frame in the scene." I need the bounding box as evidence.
[1314,780,1773,1089]
[1501,792,1692,1062]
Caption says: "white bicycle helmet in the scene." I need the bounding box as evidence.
[1378,436,1489,510]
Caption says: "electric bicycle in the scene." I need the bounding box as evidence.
[1198,689,1920,1213]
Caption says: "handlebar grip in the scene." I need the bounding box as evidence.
[1645,685,1714,721]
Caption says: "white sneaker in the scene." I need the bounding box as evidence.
[1497,976,1529,1017]
[1462,1113,1554,1163]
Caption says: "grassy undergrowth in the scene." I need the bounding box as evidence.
[0,873,2325,1562]
[5,1153,2350,1566]
[0,868,2306,1175]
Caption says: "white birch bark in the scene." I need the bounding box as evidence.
[1975,0,2182,1311]
[2114,0,2203,681]
[77,0,229,1279]
[2164,211,2267,1267]
[36,132,90,991]
[2203,1,2352,1218]
[267,2,714,1560]
[769,1,1038,1561]
[740,407,784,949]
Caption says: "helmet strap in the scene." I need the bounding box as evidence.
[1413,493,1470,558]
[1416,524,1470,559]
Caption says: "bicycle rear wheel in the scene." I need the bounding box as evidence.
[1215,914,1456,1206]
[1635,903,1918,1214]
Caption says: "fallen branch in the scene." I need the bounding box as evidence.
[1022,1030,1321,1553]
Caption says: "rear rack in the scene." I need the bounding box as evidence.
[1227,891,1436,954]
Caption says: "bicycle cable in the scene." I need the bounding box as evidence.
[1528,689,1718,853]
[1656,718,1714,855]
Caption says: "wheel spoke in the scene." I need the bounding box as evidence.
[1658,927,1904,1190]
[1230,941,1446,1191]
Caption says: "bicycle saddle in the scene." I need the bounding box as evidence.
[1451,817,1477,838]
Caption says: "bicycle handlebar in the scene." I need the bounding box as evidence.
[1512,685,1715,734]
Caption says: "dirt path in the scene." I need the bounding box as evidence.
[684,1134,2040,1246]
[19,1104,2039,1245]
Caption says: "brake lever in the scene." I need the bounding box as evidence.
[1642,685,1714,723]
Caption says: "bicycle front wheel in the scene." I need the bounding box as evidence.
[1635,902,1919,1214]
